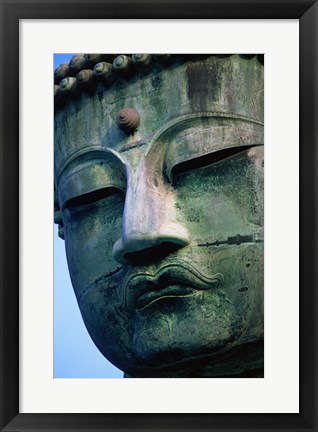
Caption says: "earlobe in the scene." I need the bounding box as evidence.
[58,225,65,240]
[54,188,65,240]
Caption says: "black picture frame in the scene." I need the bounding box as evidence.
[1,1,317,431]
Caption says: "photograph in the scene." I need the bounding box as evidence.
[54,53,264,378]
[1,2,317,430]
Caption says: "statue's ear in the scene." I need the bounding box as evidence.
[54,187,64,240]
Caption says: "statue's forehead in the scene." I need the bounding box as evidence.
[54,55,264,180]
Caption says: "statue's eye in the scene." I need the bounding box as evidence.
[168,146,252,182]
[162,120,263,184]
[64,187,124,210]
[58,157,127,210]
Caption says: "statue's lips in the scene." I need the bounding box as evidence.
[122,262,224,312]
[136,284,202,311]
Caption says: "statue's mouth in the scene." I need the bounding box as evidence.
[122,261,224,312]
[136,284,200,311]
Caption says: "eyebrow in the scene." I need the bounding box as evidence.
[57,147,126,183]
[144,111,264,157]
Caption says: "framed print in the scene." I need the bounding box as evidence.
[1,1,317,431]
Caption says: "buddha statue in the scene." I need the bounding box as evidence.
[54,54,264,377]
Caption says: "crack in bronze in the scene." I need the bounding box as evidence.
[118,139,150,153]
[197,234,264,247]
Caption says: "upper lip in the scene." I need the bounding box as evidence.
[121,261,224,312]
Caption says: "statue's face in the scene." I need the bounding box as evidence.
[55,56,264,376]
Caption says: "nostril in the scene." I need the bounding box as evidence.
[112,223,191,265]
[124,241,180,265]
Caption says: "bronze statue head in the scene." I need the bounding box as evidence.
[54,54,264,377]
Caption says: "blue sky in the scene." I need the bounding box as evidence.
[54,54,122,378]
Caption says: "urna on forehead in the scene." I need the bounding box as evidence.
[54,54,264,180]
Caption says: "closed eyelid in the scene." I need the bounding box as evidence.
[163,121,264,182]
[58,159,127,209]
[170,145,255,179]
[63,187,124,210]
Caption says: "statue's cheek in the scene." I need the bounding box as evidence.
[62,197,124,297]
[78,280,135,370]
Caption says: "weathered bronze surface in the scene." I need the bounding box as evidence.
[54,54,264,377]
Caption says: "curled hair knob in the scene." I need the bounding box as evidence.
[54,62,69,84]
[68,54,89,76]
[94,62,113,80]
[132,54,153,71]
[113,55,132,76]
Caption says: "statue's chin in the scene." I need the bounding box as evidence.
[130,291,239,368]
[125,339,264,377]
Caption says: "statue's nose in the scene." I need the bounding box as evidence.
[112,161,190,265]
